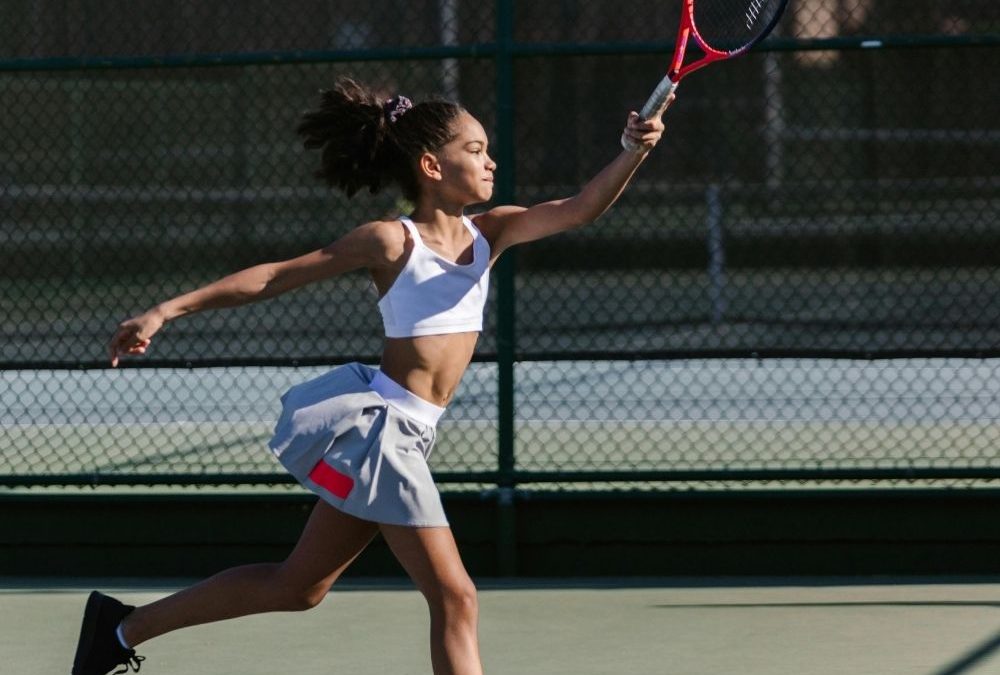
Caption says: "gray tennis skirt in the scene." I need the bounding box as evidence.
[268,362,448,527]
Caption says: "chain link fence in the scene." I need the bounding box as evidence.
[2,1,999,490]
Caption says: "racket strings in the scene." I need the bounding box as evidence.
[694,0,786,53]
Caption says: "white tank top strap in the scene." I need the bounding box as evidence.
[398,215,421,241]
[462,215,483,242]
[400,214,481,247]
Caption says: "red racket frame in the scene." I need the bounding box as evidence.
[668,0,733,83]
[624,0,788,148]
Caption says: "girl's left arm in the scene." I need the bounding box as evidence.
[475,101,671,262]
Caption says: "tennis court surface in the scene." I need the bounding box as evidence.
[4,577,999,674]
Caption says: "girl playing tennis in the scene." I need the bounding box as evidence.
[73,77,670,675]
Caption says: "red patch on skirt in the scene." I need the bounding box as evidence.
[308,460,355,499]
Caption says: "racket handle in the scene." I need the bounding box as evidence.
[639,75,679,120]
[622,75,679,152]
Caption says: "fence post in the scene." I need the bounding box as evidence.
[69,82,87,279]
[494,0,518,577]
[706,183,726,324]
[438,0,460,100]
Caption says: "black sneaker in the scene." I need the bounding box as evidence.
[71,591,146,675]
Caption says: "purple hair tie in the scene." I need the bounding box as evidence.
[383,95,413,123]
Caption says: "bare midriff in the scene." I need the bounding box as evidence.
[379,332,480,407]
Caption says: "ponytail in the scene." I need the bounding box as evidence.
[296,77,465,201]
[296,78,395,198]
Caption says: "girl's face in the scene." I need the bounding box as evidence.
[433,112,496,205]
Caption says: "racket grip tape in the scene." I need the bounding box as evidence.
[621,75,678,152]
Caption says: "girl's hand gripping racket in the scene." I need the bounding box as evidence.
[623,0,788,151]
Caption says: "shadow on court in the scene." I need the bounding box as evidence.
[933,630,1000,675]
[3,578,999,675]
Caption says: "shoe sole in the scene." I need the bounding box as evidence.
[71,591,104,675]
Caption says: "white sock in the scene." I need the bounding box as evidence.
[115,622,132,650]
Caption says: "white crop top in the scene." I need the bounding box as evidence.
[377,216,491,338]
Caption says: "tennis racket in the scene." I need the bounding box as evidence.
[623,0,788,150]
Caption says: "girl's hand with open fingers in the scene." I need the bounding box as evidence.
[621,93,674,154]
[109,309,164,367]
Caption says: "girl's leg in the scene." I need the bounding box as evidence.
[122,501,378,646]
[380,524,483,675]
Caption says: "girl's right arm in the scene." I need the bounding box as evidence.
[474,101,671,262]
[109,221,399,366]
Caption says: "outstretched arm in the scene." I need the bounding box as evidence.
[474,97,673,262]
[108,222,396,366]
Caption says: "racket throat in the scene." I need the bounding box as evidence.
[668,26,691,81]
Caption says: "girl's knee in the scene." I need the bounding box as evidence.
[284,583,331,611]
[429,578,479,621]
[272,565,337,611]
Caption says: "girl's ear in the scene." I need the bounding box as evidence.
[418,152,443,182]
